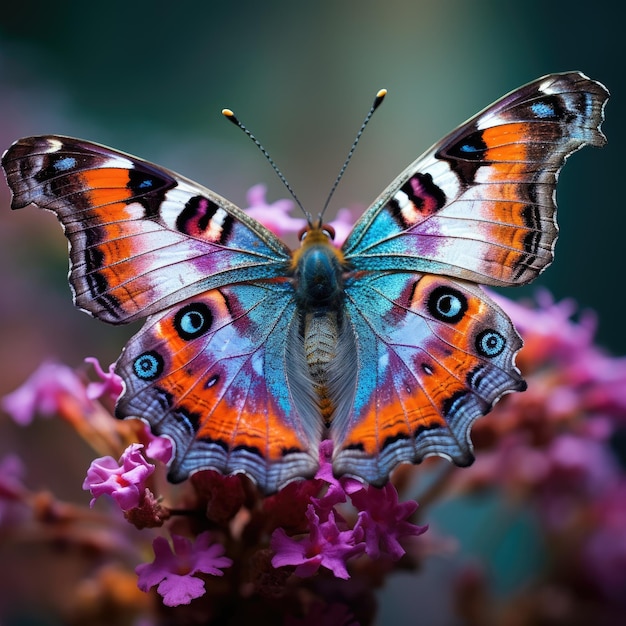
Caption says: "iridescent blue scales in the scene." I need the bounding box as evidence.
[2,72,608,493]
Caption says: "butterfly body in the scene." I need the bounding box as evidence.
[2,72,608,493]
[290,227,346,426]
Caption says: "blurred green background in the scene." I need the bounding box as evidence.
[0,1,622,624]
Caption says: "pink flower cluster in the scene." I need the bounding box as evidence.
[79,435,425,603]
[243,184,359,245]
[271,441,426,579]
[136,532,233,607]
[83,443,156,511]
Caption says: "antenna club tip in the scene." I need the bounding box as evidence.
[373,89,387,109]
[222,109,241,125]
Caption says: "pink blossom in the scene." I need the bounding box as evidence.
[2,361,91,425]
[311,440,365,522]
[350,483,427,560]
[315,439,336,480]
[270,505,365,579]
[546,434,618,490]
[83,443,155,510]
[136,532,232,606]
[84,357,124,402]
[243,184,306,236]
[492,291,626,423]
[142,427,173,464]
[270,440,427,578]
[315,440,364,495]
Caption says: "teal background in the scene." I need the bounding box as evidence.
[0,2,622,624]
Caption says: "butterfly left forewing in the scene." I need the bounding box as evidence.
[332,273,525,484]
[2,136,292,324]
[343,72,608,286]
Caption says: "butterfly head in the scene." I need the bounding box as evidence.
[294,220,342,261]
[297,221,336,244]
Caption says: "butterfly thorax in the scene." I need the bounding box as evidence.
[291,227,348,425]
[291,227,344,307]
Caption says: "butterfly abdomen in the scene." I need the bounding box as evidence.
[303,310,339,424]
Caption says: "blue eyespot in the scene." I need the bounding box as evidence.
[427,286,468,324]
[174,302,213,340]
[531,100,556,118]
[449,131,487,163]
[133,351,164,380]
[53,156,77,172]
[476,329,506,357]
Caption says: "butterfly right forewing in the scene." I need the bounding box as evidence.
[342,72,608,287]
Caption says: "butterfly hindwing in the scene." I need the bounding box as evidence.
[1,136,292,324]
[115,280,320,491]
[332,272,525,483]
[343,72,608,286]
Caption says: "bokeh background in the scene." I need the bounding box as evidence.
[0,1,622,624]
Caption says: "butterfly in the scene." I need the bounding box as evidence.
[2,72,608,494]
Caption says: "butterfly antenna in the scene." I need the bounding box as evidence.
[319,88,387,221]
[222,108,310,221]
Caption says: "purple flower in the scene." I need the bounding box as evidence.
[270,504,365,579]
[242,183,359,248]
[2,361,91,425]
[315,440,364,494]
[311,440,366,521]
[84,357,124,402]
[244,184,306,236]
[135,422,173,464]
[83,443,155,510]
[136,532,232,606]
[144,432,173,464]
[350,483,427,560]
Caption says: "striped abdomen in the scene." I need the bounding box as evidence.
[304,310,340,424]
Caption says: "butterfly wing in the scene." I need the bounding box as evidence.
[2,136,321,492]
[332,72,608,484]
[115,280,321,492]
[331,273,524,482]
[2,136,292,324]
[342,72,608,286]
